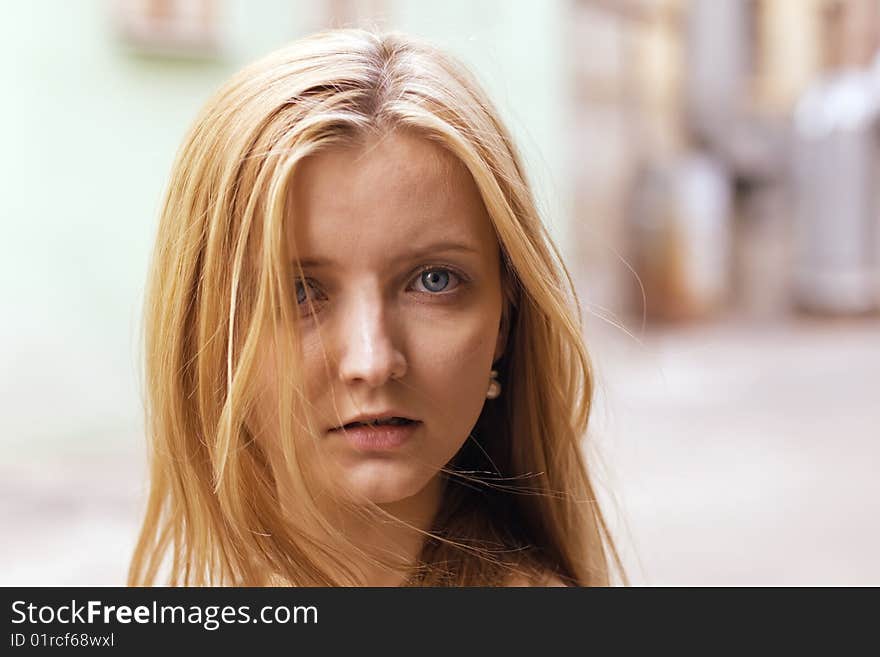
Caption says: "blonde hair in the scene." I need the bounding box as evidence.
[129,28,625,586]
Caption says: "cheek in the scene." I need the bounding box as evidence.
[420,318,494,381]
[411,305,500,421]
[299,331,335,403]
[249,339,327,480]
[250,338,320,444]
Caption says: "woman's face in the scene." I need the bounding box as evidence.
[256,131,507,507]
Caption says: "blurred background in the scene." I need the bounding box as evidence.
[1,0,878,585]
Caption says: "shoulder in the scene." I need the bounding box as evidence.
[539,572,570,587]
[504,569,571,588]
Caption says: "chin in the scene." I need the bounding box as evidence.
[340,461,435,506]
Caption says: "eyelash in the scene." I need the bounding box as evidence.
[294,265,468,314]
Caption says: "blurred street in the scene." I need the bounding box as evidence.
[588,313,880,585]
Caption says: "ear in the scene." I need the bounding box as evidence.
[493,304,510,363]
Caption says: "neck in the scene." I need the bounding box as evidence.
[279,474,444,586]
[347,475,444,586]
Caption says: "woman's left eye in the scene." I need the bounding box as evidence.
[412,268,461,294]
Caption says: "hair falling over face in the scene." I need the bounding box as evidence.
[129,28,627,587]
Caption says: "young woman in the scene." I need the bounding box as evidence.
[129,28,625,587]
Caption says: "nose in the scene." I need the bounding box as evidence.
[336,291,407,388]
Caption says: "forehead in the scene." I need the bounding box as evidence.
[285,131,497,261]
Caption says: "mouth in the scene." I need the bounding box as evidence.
[329,415,419,432]
[328,415,422,451]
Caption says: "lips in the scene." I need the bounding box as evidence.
[341,417,416,429]
[329,416,422,451]
[329,412,419,432]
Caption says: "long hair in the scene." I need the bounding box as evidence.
[129,28,625,586]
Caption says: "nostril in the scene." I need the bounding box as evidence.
[337,349,407,387]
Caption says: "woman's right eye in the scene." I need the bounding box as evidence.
[294,278,323,307]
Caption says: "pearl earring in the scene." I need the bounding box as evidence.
[486,369,501,399]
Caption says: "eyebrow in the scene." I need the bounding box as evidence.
[293,240,481,268]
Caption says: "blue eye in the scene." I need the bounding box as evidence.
[295,279,320,305]
[422,270,449,292]
[415,268,461,294]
